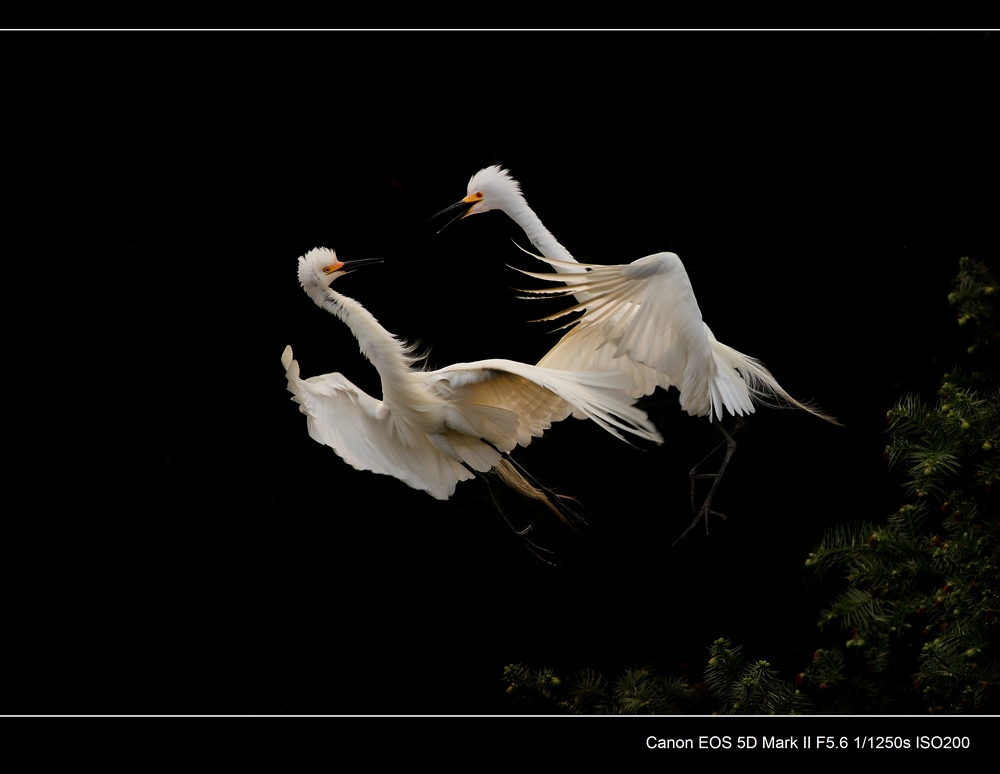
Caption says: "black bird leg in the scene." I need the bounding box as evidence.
[673,417,743,546]
[478,468,557,566]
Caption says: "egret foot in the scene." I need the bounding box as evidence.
[499,509,556,565]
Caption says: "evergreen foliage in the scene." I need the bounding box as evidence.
[803,257,998,713]
[950,256,999,361]
[502,663,699,714]
[704,639,812,714]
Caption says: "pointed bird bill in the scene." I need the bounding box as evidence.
[431,192,484,233]
[322,256,385,275]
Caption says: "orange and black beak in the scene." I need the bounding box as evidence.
[322,256,385,275]
[431,192,484,233]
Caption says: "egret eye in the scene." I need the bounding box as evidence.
[474,192,484,199]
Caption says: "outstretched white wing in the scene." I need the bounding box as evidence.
[284,340,665,501]
[282,346,475,499]
[429,358,664,447]
[517,252,838,424]
[515,252,756,421]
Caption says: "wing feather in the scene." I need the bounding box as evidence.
[514,251,839,424]
[282,346,474,499]
[513,252,752,420]
[430,359,663,446]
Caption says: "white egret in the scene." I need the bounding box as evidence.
[283,247,663,532]
[435,166,841,543]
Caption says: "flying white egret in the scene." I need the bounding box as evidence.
[435,165,841,543]
[283,247,663,533]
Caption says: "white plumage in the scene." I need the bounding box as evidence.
[438,165,839,425]
[283,247,663,503]
[436,166,839,539]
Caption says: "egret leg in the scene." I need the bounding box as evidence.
[673,418,743,546]
[479,471,557,566]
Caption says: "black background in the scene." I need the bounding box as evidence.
[14,31,997,715]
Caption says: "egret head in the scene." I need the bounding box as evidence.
[434,165,524,231]
[298,247,383,290]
